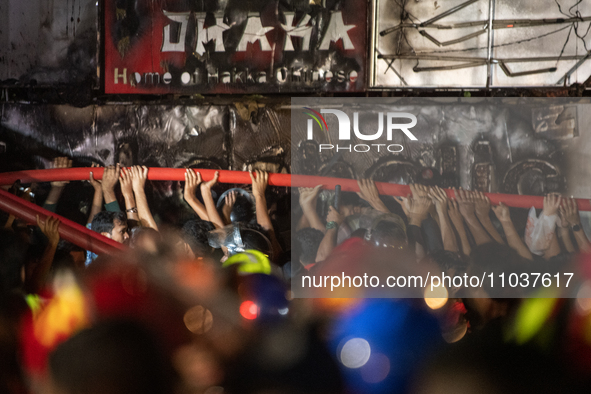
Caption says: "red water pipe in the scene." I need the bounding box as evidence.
[0,168,589,211]
[0,188,125,255]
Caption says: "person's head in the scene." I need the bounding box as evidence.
[425,250,468,297]
[48,320,174,394]
[210,223,273,260]
[429,250,468,277]
[54,240,87,271]
[130,227,161,254]
[339,192,362,217]
[91,211,129,243]
[367,220,407,250]
[230,195,255,223]
[181,219,215,258]
[294,228,324,266]
[236,223,273,257]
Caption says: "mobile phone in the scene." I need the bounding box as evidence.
[334,185,341,211]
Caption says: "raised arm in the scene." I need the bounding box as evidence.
[130,166,158,231]
[474,191,504,244]
[492,202,533,261]
[44,157,72,212]
[101,163,121,211]
[250,170,282,257]
[357,179,390,214]
[298,185,325,233]
[221,191,237,225]
[454,188,492,245]
[183,169,209,221]
[405,185,434,259]
[316,206,344,263]
[541,194,562,260]
[430,186,458,252]
[120,168,139,223]
[29,215,60,293]
[557,207,576,254]
[447,199,472,257]
[200,171,224,229]
[87,164,103,225]
[561,197,590,253]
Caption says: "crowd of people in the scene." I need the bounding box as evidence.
[2,157,591,394]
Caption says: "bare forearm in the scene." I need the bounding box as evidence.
[202,189,224,229]
[133,187,158,230]
[30,241,58,293]
[302,205,326,233]
[45,186,65,206]
[296,213,310,231]
[123,193,139,221]
[500,220,533,261]
[450,219,471,256]
[559,228,575,254]
[186,196,209,221]
[543,233,561,260]
[477,215,504,244]
[87,189,103,225]
[316,228,338,262]
[438,211,458,252]
[103,188,117,205]
[573,229,590,253]
[254,195,273,231]
[368,198,390,214]
[464,215,492,245]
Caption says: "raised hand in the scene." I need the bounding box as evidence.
[327,205,344,226]
[447,199,463,228]
[130,165,148,192]
[542,193,561,217]
[89,163,102,191]
[410,183,430,198]
[429,185,449,213]
[183,168,202,202]
[405,186,433,226]
[222,190,237,224]
[299,185,323,209]
[50,157,72,188]
[492,202,511,223]
[36,215,60,246]
[560,197,581,226]
[474,191,491,219]
[454,188,476,218]
[119,167,133,197]
[101,163,121,204]
[249,170,268,199]
[201,171,219,193]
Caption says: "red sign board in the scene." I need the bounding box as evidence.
[104,0,367,94]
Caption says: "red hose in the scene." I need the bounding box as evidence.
[0,168,589,211]
[0,188,125,255]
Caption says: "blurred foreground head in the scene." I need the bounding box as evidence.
[49,320,175,394]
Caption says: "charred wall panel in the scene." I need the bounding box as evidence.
[0,0,98,86]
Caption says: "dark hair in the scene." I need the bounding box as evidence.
[370,220,407,246]
[340,192,360,207]
[294,228,324,265]
[230,195,255,223]
[429,250,468,274]
[237,223,272,256]
[91,211,127,235]
[0,229,26,293]
[49,320,174,394]
[181,219,215,256]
